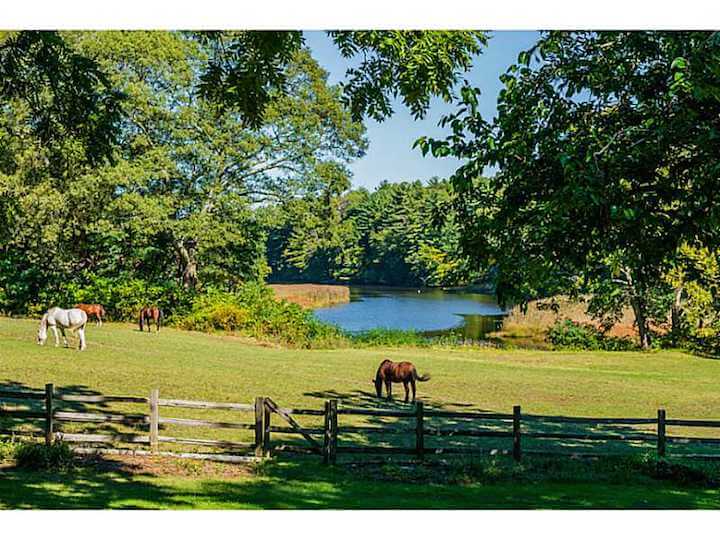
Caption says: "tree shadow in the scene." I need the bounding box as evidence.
[299,387,717,461]
[0,380,148,442]
[0,464,181,509]
[1,456,717,509]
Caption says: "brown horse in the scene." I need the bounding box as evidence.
[139,306,163,332]
[74,303,106,327]
[373,359,430,403]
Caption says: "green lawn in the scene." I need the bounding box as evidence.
[2,316,720,508]
[3,317,719,417]
[2,459,720,509]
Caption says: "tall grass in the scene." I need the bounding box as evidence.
[491,296,637,348]
[269,284,350,309]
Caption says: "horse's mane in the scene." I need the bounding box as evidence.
[374,359,393,380]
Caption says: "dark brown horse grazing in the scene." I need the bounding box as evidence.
[373,359,430,403]
[139,307,163,332]
[75,303,106,327]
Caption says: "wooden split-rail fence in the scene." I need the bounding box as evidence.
[2,384,720,464]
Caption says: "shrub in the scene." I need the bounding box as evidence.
[15,440,75,470]
[547,319,635,351]
[175,283,346,348]
[0,438,21,461]
[37,275,195,321]
[177,302,249,333]
[348,328,431,347]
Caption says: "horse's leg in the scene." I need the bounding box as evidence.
[60,327,68,348]
[78,326,86,351]
[403,381,409,403]
[51,326,60,347]
[410,378,416,403]
[96,314,101,327]
[385,380,392,401]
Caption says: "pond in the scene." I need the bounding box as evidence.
[313,286,506,339]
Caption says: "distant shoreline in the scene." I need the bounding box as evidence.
[269,283,350,309]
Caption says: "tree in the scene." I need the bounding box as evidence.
[424,31,720,348]
[75,31,366,289]
[665,242,720,351]
[0,31,124,164]
[0,31,367,313]
[1,30,486,159]
[264,178,479,287]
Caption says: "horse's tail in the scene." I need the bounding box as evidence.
[157,308,163,331]
[413,368,431,382]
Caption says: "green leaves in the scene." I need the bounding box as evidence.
[196,31,304,129]
[265,179,476,287]
[329,31,487,122]
[433,31,720,342]
[0,31,125,165]
[671,57,688,70]
[0,31,369,311]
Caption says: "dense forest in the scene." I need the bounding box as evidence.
[263,178,478,286]
[2,30,720,352]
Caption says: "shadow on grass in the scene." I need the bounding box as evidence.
[0,380,148,441]
[1,456,719,509]
[301,388,720,459]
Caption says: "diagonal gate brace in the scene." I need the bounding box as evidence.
[265,397,322,453]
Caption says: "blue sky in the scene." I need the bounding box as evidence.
[304,31,540,189]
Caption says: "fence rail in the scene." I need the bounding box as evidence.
[2,384,720,464]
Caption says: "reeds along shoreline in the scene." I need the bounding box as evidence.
[269,284,350,309]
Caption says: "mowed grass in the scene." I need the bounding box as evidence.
[2,316,719,419]
[4,459,720,509]
[2,316,720,508]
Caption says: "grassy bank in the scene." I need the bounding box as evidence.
[269,283,350,309]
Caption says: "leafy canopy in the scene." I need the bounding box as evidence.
[424,31,720,345]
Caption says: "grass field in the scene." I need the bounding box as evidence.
[2,316,720,508]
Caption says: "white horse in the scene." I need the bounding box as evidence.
[37,307,88,351]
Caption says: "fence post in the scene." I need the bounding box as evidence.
[263,397,272,457]
[44,383,54,446]
[254,397,265,458]
[329,399,338,465]
[657,409,666,458]
[322,400,331,465]
[149,389,159,453]
[415,401,424,461]
[512,405,522,462]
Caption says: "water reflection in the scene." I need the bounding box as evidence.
[313,286,505,339]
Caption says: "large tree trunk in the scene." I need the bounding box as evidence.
[630,296,652,350]
[175,239,198,289]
